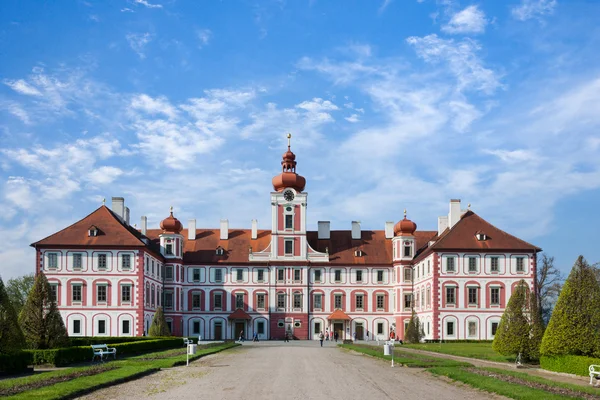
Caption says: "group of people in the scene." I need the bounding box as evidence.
[237,330,260,342]
[318,329,340,346]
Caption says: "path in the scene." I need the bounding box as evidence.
[77,341,505,400]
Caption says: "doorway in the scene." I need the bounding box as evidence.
[355,323,364,340]
[214,322,222,340]
[235,322,245,340]
[333,322,343,341]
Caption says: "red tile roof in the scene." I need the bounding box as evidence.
[31,206,149,248]
[228,309,252,320]
[431,211,541,251]
[327,310,352,320]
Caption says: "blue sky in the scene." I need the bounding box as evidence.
[1,0,599,281]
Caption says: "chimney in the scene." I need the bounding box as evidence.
[141,216,147,235]
[351,221,361,240]
[251,219,258,240]
[188,219,196,240]
[318,221,330,240]
[438,216,448,236]
[449,199,461,229]
[385,221,394,239]
[220,219,229,240]
[111,197,124,221]
[124,207,130,226]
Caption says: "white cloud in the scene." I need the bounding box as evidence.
[130,94,178,118]
[512,0,557,21]
[5,102,31,124]
[378,0,392,14]
[483,149,539,163]
[121,8,134,12]
[345,114,360,123]
[442,5,487,35]
[126,32,153,59]
[407,34,502,94]
[4,79,43,96]
[197,29,212,49]
[296,97,339,112]
[134,0,162,9]
[4,177,35,210]
[86,166,124,185]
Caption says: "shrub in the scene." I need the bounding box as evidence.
[149,307,170,336]
[493,280,531,359]
[26,338,183,366]
[0,351,32,374]
[405,310,425,344]
[18,272,68,349]
[541,256,600,358]
[540,354,600,376]
[0,277,26,354]
[68,336,156,347]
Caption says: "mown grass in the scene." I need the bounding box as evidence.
[4,342,238,400]
[403,342,514,363]
[341,344,590,400]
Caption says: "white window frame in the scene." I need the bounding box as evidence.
[122,319,131,335]
[490,287,500,305]
[257,293,266,310]
[121,285,131,303]
[47,253,58,269]
[446,256,456,272]
[314,293,322,310]
[73,319,82,335]
[468,257,477,273]
[284,239,294,256]
[257,269,264,282]
[236,268,243,282]
[376,270,384,283]
[193,268,201,282]
[214,268,223,283]
[376,294,385,310]
[446,321,455,337]
[72,284,82,303]
[356,270,363,283]
[97,319,107,335]
[490,257,499,272]
[73,253,82,270]
[314,269,322,283]
[356,294,364,310]
[468,287,478,306]
[97,284,107,303]
[294,269,301,282]
[122,254,131,271]
[516,257,525,272]
[468,321,477,337]
[165,266,174,281]
[334,269,342,283]
[98,254,107,270]
[214,293,223,310]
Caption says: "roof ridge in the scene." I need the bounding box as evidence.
[31,205,108,247]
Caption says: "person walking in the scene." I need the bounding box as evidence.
[334,331,339,343]
[253,331,259,342]
[366,330,370,341]
[330,331,333,341]
[319,331,324,347]
[325,329,329,341]
[239,330,244,342]
[284,332,289,342]
[353,331,357,342]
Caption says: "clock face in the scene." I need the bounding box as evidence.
[283,190,295,201]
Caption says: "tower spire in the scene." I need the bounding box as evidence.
[287,132,291,149]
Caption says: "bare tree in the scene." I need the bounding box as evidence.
[536,254,563,325]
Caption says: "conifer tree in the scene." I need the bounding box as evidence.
[528,289,545,361]
[541,256,600,357]
[0,277,26,353]
[493,280,531,358]
[148,306,171,336]
[18,272,68,349]
[404,310,423,344]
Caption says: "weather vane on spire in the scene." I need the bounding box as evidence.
[287,132,292,148]
[404,209,407,218]
[170,206,173,214]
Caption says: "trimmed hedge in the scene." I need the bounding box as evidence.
[0,352,33,374]
[26,338,183,367]
[68,337,156,346]
[540,354,600,376]
[424,340,493,343]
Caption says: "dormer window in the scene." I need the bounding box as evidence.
[216,246,225,256]
[403,241,412,257]
[165,243,173,255]
[88,226,99,237]
[354,249,364,257]
[475,231,487,241]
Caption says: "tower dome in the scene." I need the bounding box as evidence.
[160,207,183,234]
[394,210,417,236]
[272,133,306,192]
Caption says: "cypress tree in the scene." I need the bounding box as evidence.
[528,289,545,361]
[18,272,68,349]
[493,280,530,358]
[541,256,600,357]
[148,307,171,336]
[404,310,423,344]
[0,277,26,353]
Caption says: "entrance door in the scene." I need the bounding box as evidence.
[355,324,364,340]
[214,322,222,340]
[235,322,245,340]
[333,322,343,340]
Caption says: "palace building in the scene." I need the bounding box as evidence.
[31,136,540,341]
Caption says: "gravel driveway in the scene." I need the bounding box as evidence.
[77,341,505,400]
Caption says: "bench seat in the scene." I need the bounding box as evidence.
[590,365,600,386]
[91,344,117,362]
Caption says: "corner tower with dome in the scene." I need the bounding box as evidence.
[30,135,541,341]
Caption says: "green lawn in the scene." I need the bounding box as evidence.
[341,344,595,400]
[403,342,515,363]
[3,342,238,400]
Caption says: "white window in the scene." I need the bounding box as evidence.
[121,285,131,303]
[277,268,285,282]
[468,257,477,272]
[122,254,131,270]
[377,322,384,335]
[491,322,499,336]
[193,268,201,282]
[516,257,525,272]
[193,321,201,334]
[490,287,500,305]
[446,257,455,272]
[404,245,411,257]
[377,270,384,283]
[193,294,201,309]
[404,268,412,282]
[72,284,82,302]
[334,294,342,309]
[236,269,243,282]
[468,287,478,305]
[447,321,455,336]
[284,239,293,255]
[468,321,477,337]
[257,294,265,309]
[164,292,174,309]
[491,257,499,272]
[97,285,107,302]
[50,284,58,302]
[426,287,431,307]
[214,293,222,309]
[214,268,223,283]
[376,294,385,310]
[293,293,302,309]
[356,270,363,282]
[48,253,58,269]
[404,293,412,310]
[122,320,130,335]
[73,253,82,270]
[257,269,264,282]
[356,294,363,310]
[98,319,106,335]
[236,293,244,309]
[277,293,286,309]
[73,319,81,334]
[446,287,456,305]
[166,243,173,255]
[285,214,293,229]
[314,293,322,309]
[314,270,322,283]
[334,270,342,282]
[166,266,173,280]
[98,254,107,270]
[294,269,301,282]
